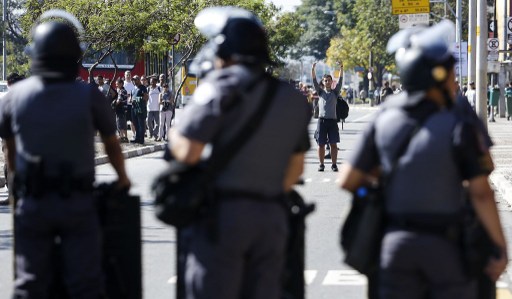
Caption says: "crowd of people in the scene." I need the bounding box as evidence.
[80,71,176,144]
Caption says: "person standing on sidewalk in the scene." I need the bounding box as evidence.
[158,83,173,141]
[130,75,148,144]
[0,14,130,298]
[147,77,161,141]
[312,62,343,172]
[338,20,507,299]
[168,6,310,299]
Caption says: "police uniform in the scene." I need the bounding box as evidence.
[0,19,120,299]
[344,21,499,299]
[173,7,311,299]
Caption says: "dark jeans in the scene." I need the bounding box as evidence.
[131,109,146,143]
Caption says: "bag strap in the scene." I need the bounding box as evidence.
[385,102,438,180]
[206,75,279,177]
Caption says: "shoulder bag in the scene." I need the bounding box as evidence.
[152,76,279,228]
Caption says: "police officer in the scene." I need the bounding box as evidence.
[338,20,507,298]
[167,6,311,299]
[0,12,130,298]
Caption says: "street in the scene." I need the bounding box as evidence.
[1,107,512,298]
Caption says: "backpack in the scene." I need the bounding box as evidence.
[505,87,512,98]
[336,97,349,122]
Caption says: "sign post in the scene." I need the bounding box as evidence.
[391,0,430,15]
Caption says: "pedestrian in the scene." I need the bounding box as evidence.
[338,20,507,299]
[158,83,173,141]
[158,73,166,87]
[147,77,161,141]
[505,82,512,120]
[380,81,393,103]
[123,70,136,138]
[359,89,367,103]
[167,6,310,299]
[0,73,25,205]
[130,75,148,144]
[0,13,130,298]
[115,78,129,142]
[312,61,343,172]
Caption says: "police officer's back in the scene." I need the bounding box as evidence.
[338,21,507,298]
[168,7,311,299]
[0,13,130,298]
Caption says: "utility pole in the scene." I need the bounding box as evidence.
[476,0,488,127]
[2,0,7,81]
[468,0,477,85]
[455,0,463,85]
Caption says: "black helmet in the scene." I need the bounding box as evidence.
[191,7,271,77]
[387,20,456,92]
[26,10,84,79]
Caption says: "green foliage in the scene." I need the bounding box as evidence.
[294,0,340,60]
[16,0,296,77]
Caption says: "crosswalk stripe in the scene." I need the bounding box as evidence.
[304,270,318,285]
[167,271,509,289]
[322,270,367,286]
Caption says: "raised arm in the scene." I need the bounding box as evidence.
[334,62,344,94]
[312,62,320,91]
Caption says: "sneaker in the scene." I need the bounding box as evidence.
[325,153,331,159]
[318,164,325,172]
[331,164,338,172]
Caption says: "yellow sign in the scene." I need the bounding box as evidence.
[392,0,430,15]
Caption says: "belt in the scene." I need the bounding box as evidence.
[388,215,461,238]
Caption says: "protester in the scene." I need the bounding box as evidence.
[312,62,343,172]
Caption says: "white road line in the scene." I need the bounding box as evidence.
[304,178,313,183]
[304,270,318,285]
[322,178,331,183]
[322,270,367,286]
[169,271,508,288]
[167,276,177,284]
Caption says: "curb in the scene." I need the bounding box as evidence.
[94,143,166,166]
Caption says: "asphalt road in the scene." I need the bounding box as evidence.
[1,107,512,298]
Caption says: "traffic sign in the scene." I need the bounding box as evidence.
[398,13,429,29]
[507,17,512,44]
[391,0,430,15]
[488,38,500,51]
[453,42,468,77]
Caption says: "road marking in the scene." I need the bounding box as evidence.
[168,271,510,290]
[304,270,318,285]
[498,289,512,299]
[322,178,331,183]
[304,178,313,183]
[322,270,367,285]
[167,276,177,284]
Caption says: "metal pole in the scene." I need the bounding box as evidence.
[3,0,7,80]
[468,0,477,85]
[171,44,175,100]
[456,0,463,85]
[476,0,489,127]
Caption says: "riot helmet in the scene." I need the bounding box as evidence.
[191,6,272,77]
[26,10,84,80]
[387,20,456,93]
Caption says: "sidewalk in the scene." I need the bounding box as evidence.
[488,117,512,205]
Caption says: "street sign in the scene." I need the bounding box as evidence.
[398,13,430,29]
[488,51,499,61]
[391,0,430,15]
[507,17,512,44]
[488,61,500,73]
[488,38,500,51]
[453,42,468,77]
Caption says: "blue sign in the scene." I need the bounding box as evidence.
[354,66,365,72]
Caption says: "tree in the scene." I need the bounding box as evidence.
[293,0,340,60]
[325,0,397,88]
[1,0,30,76]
